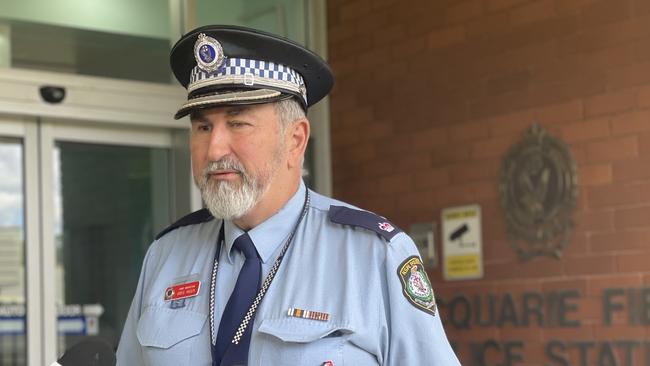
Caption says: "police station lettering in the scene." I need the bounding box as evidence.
[437,287,650,366]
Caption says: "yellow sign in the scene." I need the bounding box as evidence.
[445,254,481,278]
[442,204,483,280]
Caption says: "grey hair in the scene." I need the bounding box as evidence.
[274,98,307,135]
[274,98,309,176]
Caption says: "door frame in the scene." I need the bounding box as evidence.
[0,116,41,366]
[38,119,175,363]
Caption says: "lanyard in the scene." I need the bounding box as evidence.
[209,188,310,346]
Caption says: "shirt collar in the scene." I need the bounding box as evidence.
[223,180,306,264]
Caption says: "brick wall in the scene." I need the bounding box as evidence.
[327,0,650,365]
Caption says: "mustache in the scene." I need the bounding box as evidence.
[203,157,245,175]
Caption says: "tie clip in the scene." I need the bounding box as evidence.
[287,307,330,322]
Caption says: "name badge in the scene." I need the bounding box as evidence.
[164,280,201,302]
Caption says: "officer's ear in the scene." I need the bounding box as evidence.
[286,117,310,170]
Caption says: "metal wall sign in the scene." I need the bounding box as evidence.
[409,222,436,269]
[442,204,483,280]
[499,123,578,260]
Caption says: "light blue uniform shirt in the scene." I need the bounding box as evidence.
[117,181,460,365]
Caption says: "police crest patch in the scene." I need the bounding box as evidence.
[398,256,436,316]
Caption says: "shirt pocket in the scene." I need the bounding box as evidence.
[256,318,354,366]
[136,306,207,366]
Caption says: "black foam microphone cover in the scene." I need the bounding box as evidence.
[57,337,116,366]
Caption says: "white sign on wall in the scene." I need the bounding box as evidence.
[442,204,483,280]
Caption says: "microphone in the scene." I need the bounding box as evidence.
[49,337,116,366]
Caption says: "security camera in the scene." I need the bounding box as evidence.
[39,85,66,104]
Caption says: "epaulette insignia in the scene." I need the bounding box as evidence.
[328,205,402,241]
[155,209,214,240]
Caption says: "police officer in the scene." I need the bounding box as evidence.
[116,25,460,366]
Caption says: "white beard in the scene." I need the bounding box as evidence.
[195,148,283,220]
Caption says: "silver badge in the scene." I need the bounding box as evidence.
[194,33,224,73]
[499,123,578,260]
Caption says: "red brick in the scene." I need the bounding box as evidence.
[611,110,650,135]
[432,184,475,207]
[587,183,640,208]
[541,278,588,293]
[615,252,650,273]
[634,35,650,62]
[427,26,465,49]
[584,89,637,117]
[534,99,584,124]
[561,118,610,142]
[365,120,393,140]
[581,0,632,28]
[377,173,412,194]
[585,136,638,162]
[471,135,517,159]
[486,69,531,94]
[638,181,650,201]
[445,0,484,24]
[637,132,650,157]
[613,158,650,182]
[588,43,638,70]
[575,211,615,232]
[558,20,633,55]
[339,0,371,21]
[347,143,378,163]
[411,126,449,151]
[413,167,450,190]
[449,160,500,183]
[466,12,510,38]
[563,255,617,275]
[635,0,650,14]
[487,109,536,136]
[485,259,565,280]
[508,0,556,27]
[528,72,607,111]
[430,145,472,165]
[614,205,650,229]
[570,144,587,164]
[472,181,499,200]
[563,232,589,258]
[591,324,647,339]
[590,229,650,252]
[606,61,650,90]
[555,0,595,16]
[450,121,490,142]
[580,163,613,186]
[396,190,434,212]
[486,0,531,12]
[542,326,595,340]
[638,85,650,108]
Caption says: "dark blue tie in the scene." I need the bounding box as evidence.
[213,232,261,366]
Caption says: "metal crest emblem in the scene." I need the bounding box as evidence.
[194,33,224,73]
[499,123,578,260]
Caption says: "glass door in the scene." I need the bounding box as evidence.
[39,121,175,363]
[0,116,179,365]
[0,118,40,366]
[0,137,27,366]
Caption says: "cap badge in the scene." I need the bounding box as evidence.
[194,33,224,73]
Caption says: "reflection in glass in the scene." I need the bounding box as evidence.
[8,20,171,83]
[53,141,171,355]
[0,139,26,366]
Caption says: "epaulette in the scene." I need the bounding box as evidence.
[155,208,214,240]
[328,205,402,241]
